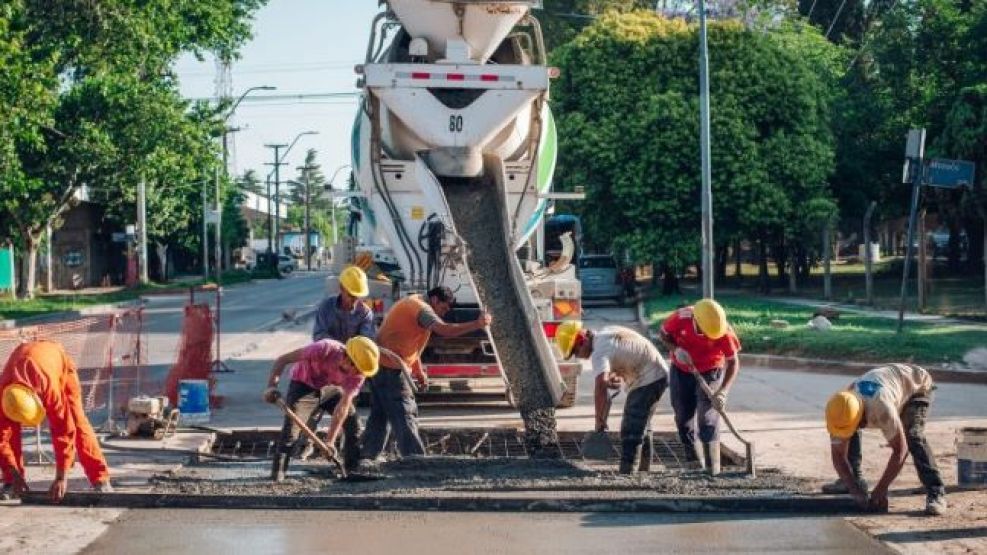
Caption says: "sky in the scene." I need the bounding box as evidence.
[173,0,382,187]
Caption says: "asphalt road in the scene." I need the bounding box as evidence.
[82,510,888,555]
[140,271,327,369]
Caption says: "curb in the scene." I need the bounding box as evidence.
[21,491,862,514]
[1,301,140,329]
[634,299,987,385]
[740,354,987,385]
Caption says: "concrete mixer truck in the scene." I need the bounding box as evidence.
[336,0,582,454]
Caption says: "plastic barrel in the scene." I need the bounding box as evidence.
[178,379,211,423]
[957,427,987,489]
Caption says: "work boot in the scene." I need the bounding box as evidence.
[92,481,114,493]
[925,493,948,516]
[821,478,868,495]
[0,484,16,501]
[638,434,653,473]
[684,442,705,471]
[270,452,290,482]
[618,459,636,475]
[703,441,721,477]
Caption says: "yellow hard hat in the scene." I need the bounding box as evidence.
[2,384,45,427]
[826,391,863,439]
[339,266,369,298]
[693,299,727,339]
[345,336,379,378]
[555,320,584,359]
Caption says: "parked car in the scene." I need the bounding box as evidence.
[578,254,627,304]
[277,255,296,274]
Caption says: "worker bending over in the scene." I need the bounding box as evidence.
[358,287,491,467]
[264,336,379,481]
[825,363,947,515]
[658,299,741,475]
[0,341,112,502]
[558,322,669,474]
[303,266,375,460]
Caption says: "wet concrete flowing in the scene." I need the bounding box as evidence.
[442,177,559,456]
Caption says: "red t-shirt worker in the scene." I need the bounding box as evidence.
[658,299,741,476]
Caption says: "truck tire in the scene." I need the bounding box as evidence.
[556,371,578,409]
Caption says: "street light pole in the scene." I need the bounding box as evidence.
[698,0,714,299]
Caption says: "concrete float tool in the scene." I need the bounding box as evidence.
[269,391,382,482]
[580,389,621,460]
[684,360,756,477]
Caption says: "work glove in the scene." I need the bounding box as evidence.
[673,347,694,369]
[323,443,338,460]
[262,387,281,404]
[711,389,728,412]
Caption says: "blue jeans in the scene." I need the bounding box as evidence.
[360,368,426,459]
[669,366,723,444]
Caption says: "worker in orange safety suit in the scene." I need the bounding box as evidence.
[0,341,112,502]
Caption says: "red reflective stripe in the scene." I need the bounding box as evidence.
[447,73,465,81]
[480,74,499,82]
[424,365,499,377]
[411,72,430,80]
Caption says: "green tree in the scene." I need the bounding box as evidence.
[0,0,267,296]
[552,12,841,292]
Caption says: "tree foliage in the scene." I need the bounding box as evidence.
[552,12,842,284]
[0,0,267,296]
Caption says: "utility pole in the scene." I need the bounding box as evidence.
[213,165,222,283]
[202,181,209,278]
[265,143,288,256]
[326,165,351,248]
[698,0,714,299]
[863,201,877,305]
[137,178,149,284]
[823,221,832,300]
[898,128,925,332]
[298,164,317,270]
[265,175,274,256]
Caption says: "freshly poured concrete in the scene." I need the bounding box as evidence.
[82,510,889,554]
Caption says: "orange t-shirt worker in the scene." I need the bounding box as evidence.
[0,341,111,502]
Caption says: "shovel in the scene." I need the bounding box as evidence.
[581,389,621,460]
[270,391,349,480]
[684,360,756,477]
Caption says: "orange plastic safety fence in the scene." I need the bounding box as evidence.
[0,308,151,424]
[163,304,215,407]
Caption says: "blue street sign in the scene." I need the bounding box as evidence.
[925,158,976,189]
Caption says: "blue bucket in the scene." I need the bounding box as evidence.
[178,379,211,423]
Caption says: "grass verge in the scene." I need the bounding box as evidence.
[643,294,986,367]
[1,269,270,320]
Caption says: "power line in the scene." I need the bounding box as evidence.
[185,92,359,103]
[825,0,850,39]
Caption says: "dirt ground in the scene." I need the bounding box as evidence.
[848,491,987,555]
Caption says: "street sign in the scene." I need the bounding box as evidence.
[925,158,976,189]
[205,210,220,224]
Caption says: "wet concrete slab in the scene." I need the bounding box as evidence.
[82,509,890,554]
